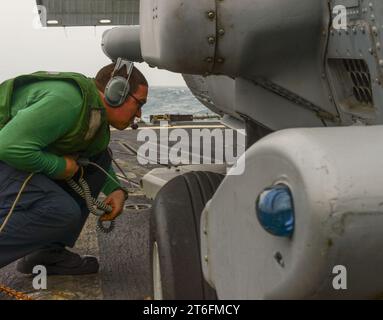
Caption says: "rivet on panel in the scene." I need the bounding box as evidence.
[207,36,216,44]
[207,11,216,20]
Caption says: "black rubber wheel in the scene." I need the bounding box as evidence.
[150,171,224,300]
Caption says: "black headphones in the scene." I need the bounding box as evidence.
[104,58,134,108]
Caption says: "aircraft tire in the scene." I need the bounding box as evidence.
[150,171,224,300]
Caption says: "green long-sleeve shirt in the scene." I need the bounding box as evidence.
[0,79,120,195]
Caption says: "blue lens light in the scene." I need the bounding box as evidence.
[256,184,295,237]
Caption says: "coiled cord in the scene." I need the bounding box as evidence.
[66,168,117,234]
[0,164,123,235]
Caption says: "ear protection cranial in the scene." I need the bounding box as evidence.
[104,58,134,108]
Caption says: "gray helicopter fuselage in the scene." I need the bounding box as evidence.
[102,0,383,136]
[86,0,383,299]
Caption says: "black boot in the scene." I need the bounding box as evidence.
[16,248,99,275]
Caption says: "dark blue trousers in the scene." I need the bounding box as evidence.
[0,150,111,268]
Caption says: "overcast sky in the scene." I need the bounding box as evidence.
[0,0,186,86]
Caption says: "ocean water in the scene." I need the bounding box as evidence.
[141,86,216,123]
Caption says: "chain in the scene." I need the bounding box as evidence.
[0,285,33,300]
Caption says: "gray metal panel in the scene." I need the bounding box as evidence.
[139,0,340,130]
[202,125,383,299]
[326,0,383,125]
[36,0,139,26]
[101,26,143,62]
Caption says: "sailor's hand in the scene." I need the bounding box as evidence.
[100,190,126,222]
[57,156,80,180]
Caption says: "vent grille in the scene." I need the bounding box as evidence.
[328,58,374,112]
[343,59,373,105]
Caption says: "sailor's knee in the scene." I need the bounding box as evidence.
[50,195,82,228]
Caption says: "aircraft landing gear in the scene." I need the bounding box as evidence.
[149,171,224,300]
